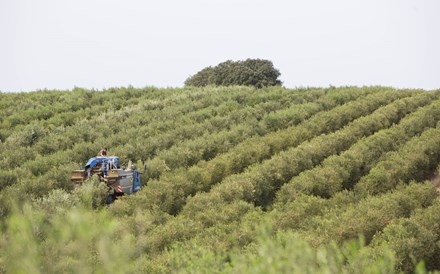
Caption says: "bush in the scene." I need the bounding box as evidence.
[0,170,17,191]
[2,204,137,273]
[297,182,437,247]
[73,177,109,209]
[185,59,282,88]
[162,224,398,274]
[372,219,437,273]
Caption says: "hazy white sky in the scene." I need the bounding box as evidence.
[1,0,439,92]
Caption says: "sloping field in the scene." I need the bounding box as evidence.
[1,86,440,273]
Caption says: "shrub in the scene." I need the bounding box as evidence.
[163,225,398,274]
[2,204,137,273]
[297,182,437,247]
[0,170,17,191]
[372,219,437,273]
[73,177,109,209]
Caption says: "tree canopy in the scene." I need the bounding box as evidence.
[185,59,282,88]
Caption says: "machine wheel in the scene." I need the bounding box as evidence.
[106,193,116,204]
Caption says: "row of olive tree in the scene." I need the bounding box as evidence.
[277,92,440,203]
[124,89,416,257]
[135,88,396,216]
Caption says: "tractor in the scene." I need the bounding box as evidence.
[71,156,142,203]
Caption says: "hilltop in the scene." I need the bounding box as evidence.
[1,86,440,273]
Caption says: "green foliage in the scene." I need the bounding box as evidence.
[374,219,436,273]
[5,124,46,147]
[228,231,393,274]
[162,224,398,274]
[1,204,137,274]
[299,182,437,246]
[73,177,109,209]
[177,89,423,216]
[141,88,409,215]
[0,170,17,191]
[368,200,440,272]
[277,93,440,203]
[185,59,282,88]
[355,124,440,196]
[184,66,215,87]
[1,86,440,273]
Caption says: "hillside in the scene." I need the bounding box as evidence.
[1,86,440,273]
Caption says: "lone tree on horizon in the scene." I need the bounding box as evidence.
[185,59,282,88]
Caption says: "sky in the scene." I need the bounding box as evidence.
[1,0,439,92]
